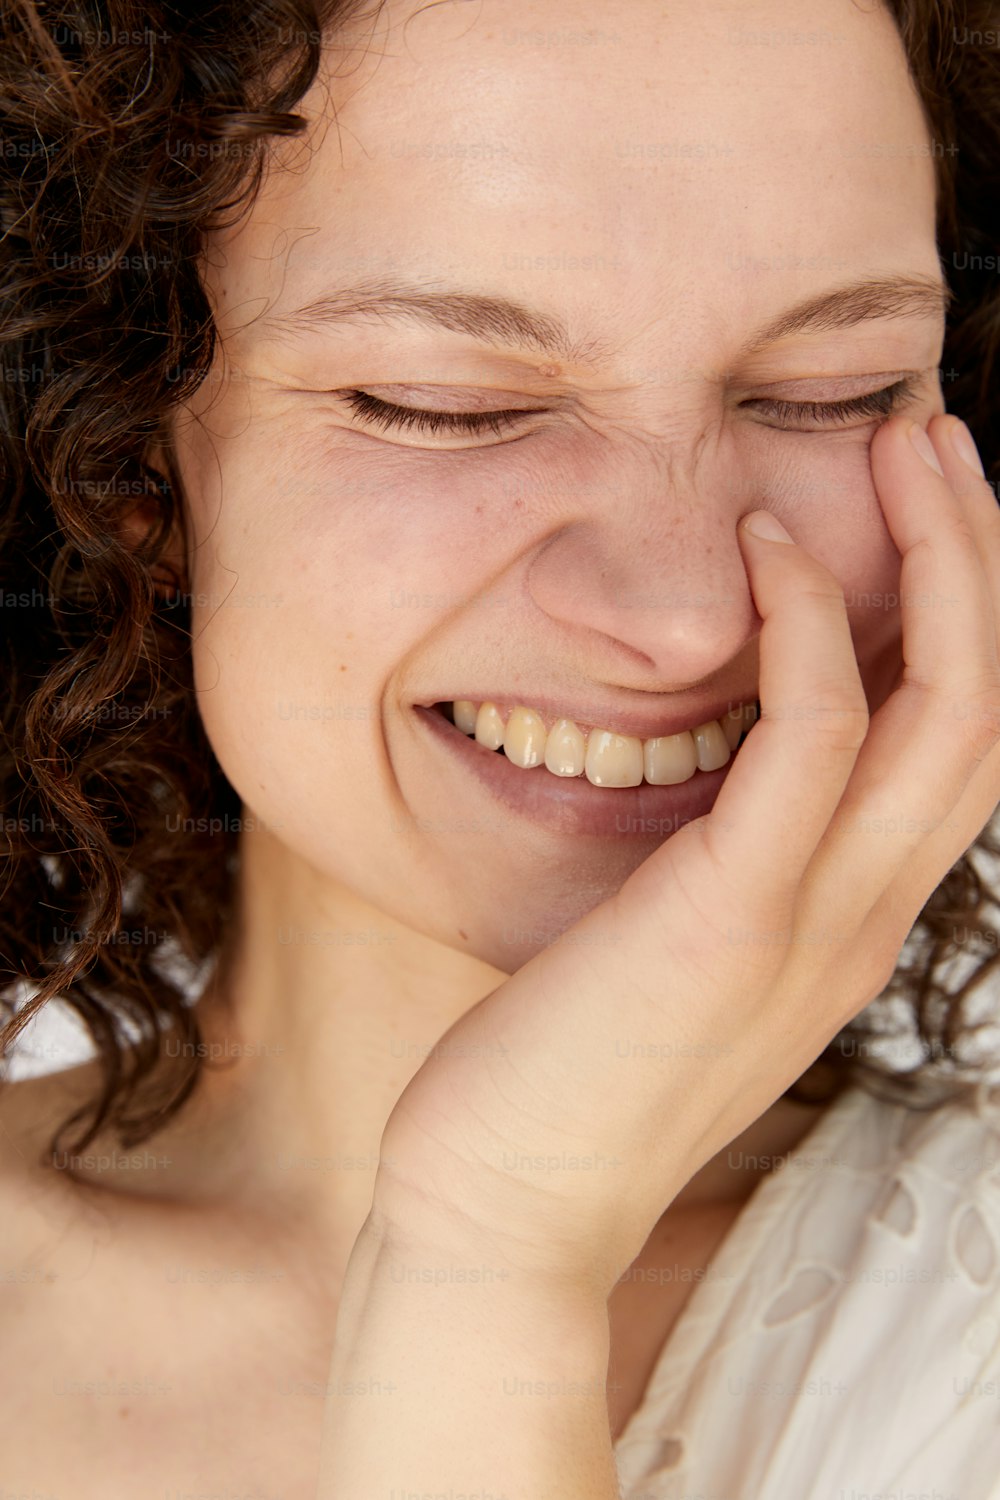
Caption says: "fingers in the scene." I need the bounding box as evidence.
[859,415,1000,924]
[799,414,1000,937]
[873,416,999,711]
[685,507,869,919]
[932,414,1000,727]
[913,414,1000,806]
[650,408,1000,998]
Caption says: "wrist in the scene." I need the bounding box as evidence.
[362,1185,615,1313]
[323,1207,619,1500]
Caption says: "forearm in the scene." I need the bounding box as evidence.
[316,1211,622,1500]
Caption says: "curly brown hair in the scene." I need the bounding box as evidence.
[2,0,1000,1165]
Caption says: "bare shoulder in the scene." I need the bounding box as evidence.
[0,1059,130,1375]
[0,1060,104,1222]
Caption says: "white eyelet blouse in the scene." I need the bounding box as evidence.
[612,1079,1000,1499]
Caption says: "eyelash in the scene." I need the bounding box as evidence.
[744,377,918,428]
[341,376,918,440]
[343,389,528,437]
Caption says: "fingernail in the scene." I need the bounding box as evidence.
[741,510,794,544]
[950,418,986,477]
[908,422,945,475]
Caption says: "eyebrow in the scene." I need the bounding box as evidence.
[263,276,610,365]
[261,272,952,366]
[734,272,951,358]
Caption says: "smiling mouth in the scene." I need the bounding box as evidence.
[428,697,760,788]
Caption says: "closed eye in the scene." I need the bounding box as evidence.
[339,375,921,441]
[741,376,920,430]
[341,389,535,438]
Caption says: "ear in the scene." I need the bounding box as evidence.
[121,439,189,603]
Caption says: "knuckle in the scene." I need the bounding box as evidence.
[816,708,870,755]
[950,683,1000,760]
[946,513,982,552]
[793,576,849,611]
[766,687,869,753]
[790,550,857,602]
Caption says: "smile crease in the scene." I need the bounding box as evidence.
[438,699,761,788]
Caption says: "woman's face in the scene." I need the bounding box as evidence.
[170,0,947,971]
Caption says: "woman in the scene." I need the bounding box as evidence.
[3,0,1000,1494]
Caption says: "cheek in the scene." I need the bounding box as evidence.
[755,432,900,578]
[753,433,904,679]
[179,439,500,806]
[182,423,906,784]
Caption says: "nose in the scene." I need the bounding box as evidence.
[524,461,762,684]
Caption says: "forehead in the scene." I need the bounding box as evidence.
[207,0,939,358]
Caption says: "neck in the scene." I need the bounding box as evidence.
[165,822,507,1260]
[77,821,841,1274]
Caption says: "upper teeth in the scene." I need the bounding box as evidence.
[449,699,759,787]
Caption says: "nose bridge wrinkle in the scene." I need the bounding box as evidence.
[627,408,724,511]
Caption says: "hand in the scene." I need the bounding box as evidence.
[371,413,1000,1297]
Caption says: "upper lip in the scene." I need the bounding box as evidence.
[420,694,760,741]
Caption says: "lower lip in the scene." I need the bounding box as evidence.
[413,704,739,839]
